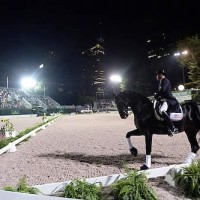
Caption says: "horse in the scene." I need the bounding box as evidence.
[115,90,200,170]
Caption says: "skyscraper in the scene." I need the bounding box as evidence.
[81,40,106,97]
[146,31,185,91]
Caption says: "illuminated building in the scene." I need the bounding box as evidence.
[81,40,106,96]
[146,31,186,90]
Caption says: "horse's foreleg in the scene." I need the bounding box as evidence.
[140,132,153,170]
[126,129,143,157]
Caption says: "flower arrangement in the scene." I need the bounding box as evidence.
[1,118,14,132]
[0,118,16,138]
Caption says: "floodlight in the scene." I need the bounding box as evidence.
[174,52,180,56]
[182,50,188,55]
[178,84,185,91]
[21,77,36,89]
[39,64,44,69]
[110,75,122,83]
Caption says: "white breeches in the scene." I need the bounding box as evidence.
[159,101,168,113]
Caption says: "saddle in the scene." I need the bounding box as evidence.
[153,100,183,121]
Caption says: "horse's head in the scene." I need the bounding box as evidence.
[115,92,129,119]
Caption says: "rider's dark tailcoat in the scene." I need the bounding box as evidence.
[155,77,179,113]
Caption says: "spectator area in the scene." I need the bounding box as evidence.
[0,87,61,110]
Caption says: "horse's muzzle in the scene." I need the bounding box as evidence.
[120,112,128,119]
[122,116,128,119]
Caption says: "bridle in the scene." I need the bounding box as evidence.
[116,95,129,117]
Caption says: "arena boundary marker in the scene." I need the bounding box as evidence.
[0,190,73,200]
[33,163,188,197]
[0,163,189,200]
[0,115,62,155]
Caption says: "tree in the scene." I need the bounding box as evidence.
[34,81,45,95]
[176,35,200,89]
[119,79,128,91]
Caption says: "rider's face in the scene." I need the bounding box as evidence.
[156,74,162,81]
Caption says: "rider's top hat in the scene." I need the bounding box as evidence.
[156,69,166,76]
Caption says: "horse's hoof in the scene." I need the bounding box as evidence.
[140,164,149,170]
[130,147,138,157]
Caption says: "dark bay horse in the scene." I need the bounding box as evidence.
[115,91,200,170]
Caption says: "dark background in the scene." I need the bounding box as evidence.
[0,0,199,104]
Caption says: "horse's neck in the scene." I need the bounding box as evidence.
[128,93,153,115]
[129,102,140,113]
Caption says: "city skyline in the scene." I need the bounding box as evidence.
[0,1,199,103]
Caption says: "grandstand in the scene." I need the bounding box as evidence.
[94,99,117,112]
[0,87,61,115]
[0,87,195,116]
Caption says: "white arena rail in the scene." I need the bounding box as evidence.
[0,190,75,200]
[0,115,61,155]
[0,163,190,199]
[33,163,188,197]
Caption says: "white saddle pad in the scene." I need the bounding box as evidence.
[170,113,183,121]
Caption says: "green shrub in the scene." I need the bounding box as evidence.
[175,160,200,199]
[111,170,157,200]
[62,179,103,200]
[3,177,40,194]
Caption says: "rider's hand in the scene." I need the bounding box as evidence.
[154,93,161,101]
[154,93,158,99]
[156,96,162,101]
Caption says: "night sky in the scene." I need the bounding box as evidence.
[0,1,199,101]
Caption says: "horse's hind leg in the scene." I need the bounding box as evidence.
[184,129,200,165]
[126,129,143,157]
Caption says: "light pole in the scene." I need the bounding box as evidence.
[38,64,46,97]
[174,50,188,85]
[43,85,46,97]
[6,76,8,88]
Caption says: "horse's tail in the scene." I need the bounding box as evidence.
[182,101,200,128]
[196,102,200,122]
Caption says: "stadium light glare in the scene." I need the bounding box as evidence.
[39,64,44,69]
[110,75,122,83]
[178,84,185,91]
[21,77,37,90]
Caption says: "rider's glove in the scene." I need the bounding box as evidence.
[154,93,162,101]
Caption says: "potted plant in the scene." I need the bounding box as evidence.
[111,170,158,200]
[50,170,157,199]
[0,118,18,138]
[62,179,103,200]
[175,159,200,199]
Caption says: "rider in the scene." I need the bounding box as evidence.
[154,69,179,136]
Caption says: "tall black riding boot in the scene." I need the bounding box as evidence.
[161,111,177,137]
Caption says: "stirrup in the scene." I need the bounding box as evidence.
[168,128,178,137]
[168,129,174,137]
[174,128,178,133]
